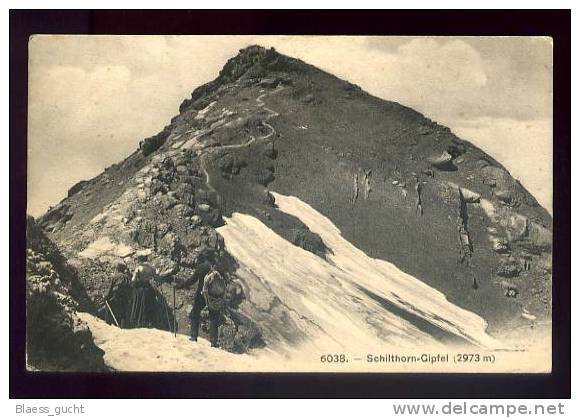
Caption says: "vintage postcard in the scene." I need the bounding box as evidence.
[26,35,553,373]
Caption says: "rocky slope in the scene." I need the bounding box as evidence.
[37,45,552,357]
[26,216,106,371]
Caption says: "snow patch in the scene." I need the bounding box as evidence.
[80,313,264,372]
[479,198,497,219]
[78,236,134,259]
[217,192,500,351]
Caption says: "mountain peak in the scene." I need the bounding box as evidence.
[218,44,279,81]
[237,44,273,56]
[179,44,284,112]
[35,46,553,364]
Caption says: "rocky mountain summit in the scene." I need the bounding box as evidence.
[33,45,552,363]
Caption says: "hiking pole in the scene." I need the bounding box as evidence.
[153,281,171,330]
[156,282,173,332]
[104,300,120,327]
[173,285,177,338]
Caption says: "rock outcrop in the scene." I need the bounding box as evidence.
[429,151,456,171]
[26,216,106,371]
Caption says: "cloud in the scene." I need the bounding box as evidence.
[27,62,190,215]
[27,65,131,215]
[393,38,488,87]
[360,38,489,121]
[364,36,552,121]
[26,36,245,216]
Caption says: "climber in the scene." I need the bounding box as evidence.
[127,254,170,329]
[127,255,156,328]
[101,261,132,327]
[189,263,226,347]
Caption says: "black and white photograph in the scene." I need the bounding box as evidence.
[24,34,554,373]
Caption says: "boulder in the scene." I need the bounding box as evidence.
[482,166,511,189]
[195,188,211,204]
[116,244,135,258]
[188,215,203,227]
[67,180,88,198]
[262,190,276,207]
[446,143,466,158]
[38,203,73,231]
[158,232,181,258]
[136,248,153,258]
[152,256,178,277]
[173,153,190,167]
[289,227,328,258]
[174,182,196,207]
[216,311,265,354]
[501,213,529,242]
[140,127,171,156]
[483,177,497,188]
[256,169,275,186]
[180,227,224,266]
[197,203,212,213]
[524,221,552,253]
[173,203,195,218]
[157,194,179,210]
[192,227,224,253]
[428,151,456,171]
[497,259,521,278]
[199,207,223,228]
[176,165,190,175]
[422,168,434,177]
[417,125,433,135]
[129,219,157,248]
[149,179,167,196]
[500,281,519,298]
[155,223,171,240]
[490,237,510,254]
[179,252,198,268]
[475,158,491,169]
[495,189,517,206]
[258,78,279,88]
[460,188,481,203]
[195,284,265,354]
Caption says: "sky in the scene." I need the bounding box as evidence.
[27,35,553,216]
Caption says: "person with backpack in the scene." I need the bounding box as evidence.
[100,261,132,327]
[189,265,226,347]
[127,255,158,328]
[127,254,176,330]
